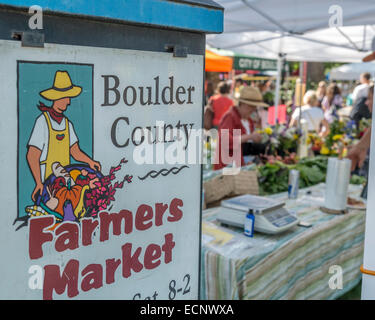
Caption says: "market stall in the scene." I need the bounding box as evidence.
[207,0,375,299]
[201,111,369,299]
[201,182,365,300]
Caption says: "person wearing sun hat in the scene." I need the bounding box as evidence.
[213,86,268,170]
[27,70,101,202]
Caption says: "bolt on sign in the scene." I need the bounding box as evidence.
[0,40,205,299]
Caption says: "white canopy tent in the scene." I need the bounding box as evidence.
[330,62,375,81]
[208,1,375,300]
[207,1,375,121]
[207,0,375,62]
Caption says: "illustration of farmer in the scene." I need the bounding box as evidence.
[26,70,101,202]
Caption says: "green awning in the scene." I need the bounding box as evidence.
[208,47,277,71]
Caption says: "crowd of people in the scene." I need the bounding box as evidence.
[204,72,374,176]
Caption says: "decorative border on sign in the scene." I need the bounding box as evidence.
[138,165,189,181]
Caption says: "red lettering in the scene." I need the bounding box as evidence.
[42,232,177,299]
[81,218,99,246]
[121,243,143,278]
[105,258,121,284]
[155,203,168,226]
[87,199,184,243]
[168,198,183,222]
[43,259,79,300]
[81,264,103,292]
[144,244,162,270]
[99,210,133,242]
[135,204,153,231]
[29,216,54,259]
[162,233,175,263]
[54,222,79,253]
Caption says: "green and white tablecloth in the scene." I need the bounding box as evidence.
[200,183,366,300]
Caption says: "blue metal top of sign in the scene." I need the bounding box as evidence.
[0,0,224,33]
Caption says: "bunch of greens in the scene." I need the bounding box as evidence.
[258,156,328,195]
[350,174,367,185]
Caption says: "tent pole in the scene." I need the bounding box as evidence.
[361,85,375,299]
[274,53,283,125]
[298,62,304,129]
[362,25,367,51]
[336,27,361,51]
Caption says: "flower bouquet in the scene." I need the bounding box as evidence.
[321,120,356,157]
[307,132,323,154]
[258,124,301,157]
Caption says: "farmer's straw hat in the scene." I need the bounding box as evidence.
[40,71,82,101]
[236,86,269,108]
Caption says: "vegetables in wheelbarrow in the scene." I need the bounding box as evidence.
[54,178,83,216]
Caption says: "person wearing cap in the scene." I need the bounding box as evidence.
[27,70,101,202]
[213,86,266,170]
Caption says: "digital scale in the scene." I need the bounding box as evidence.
[217,194,299,234]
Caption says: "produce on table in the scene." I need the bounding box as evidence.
[259,153,298,165]
[204,119,368,195]
[258,156,367,195]
[258,156,328,195]
[350,174,367,185]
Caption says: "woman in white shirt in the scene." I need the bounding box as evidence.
[289,90,329,137]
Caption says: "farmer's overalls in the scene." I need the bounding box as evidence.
[39,112,70,180]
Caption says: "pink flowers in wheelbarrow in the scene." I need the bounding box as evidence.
[84,158,133,217]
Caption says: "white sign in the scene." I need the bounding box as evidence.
[0,40,203,300]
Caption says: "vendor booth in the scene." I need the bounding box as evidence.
[204,0,375,300]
